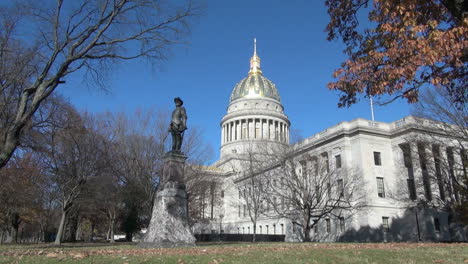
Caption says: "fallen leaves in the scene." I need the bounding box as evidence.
[0,242,466,261]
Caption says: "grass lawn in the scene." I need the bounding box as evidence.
[0,242,467,264]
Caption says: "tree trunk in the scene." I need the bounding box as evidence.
[252,223,256,242]
[64,212,78,242]
[304,225,311,242]
[90,223,95,242]
[10,226,18,244]
[0,129,21,169]
[10,213,21,244]
[109,218,115,243]
[106,223,111,241]
[126,232,133,242]
[54,210,68,245]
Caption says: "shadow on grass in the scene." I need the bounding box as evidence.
[0,241,137,250]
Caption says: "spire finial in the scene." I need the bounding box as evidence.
[249,38,262,75]
[254,38,257,56]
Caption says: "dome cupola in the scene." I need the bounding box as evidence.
[219,39,290,161]
[229,39,281,102]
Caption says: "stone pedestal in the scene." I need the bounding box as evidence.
[139,152,196,248]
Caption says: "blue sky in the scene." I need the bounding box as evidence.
[61,0,410,161]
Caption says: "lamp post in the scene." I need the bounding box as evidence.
[219,214,224,235]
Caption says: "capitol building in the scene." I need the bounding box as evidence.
[189,41,467,242]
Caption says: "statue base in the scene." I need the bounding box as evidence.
[138,152,196,248]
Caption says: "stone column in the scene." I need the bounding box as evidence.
[139,152,196,247]
[260,119,264,139]
[231,121,235,141]
[269,120,272,140]
[221,125,225,144]
[223,124,226,143]
[280,123,284,142]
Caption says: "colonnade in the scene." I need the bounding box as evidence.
[400,142,465,202]
[221,118,289,144]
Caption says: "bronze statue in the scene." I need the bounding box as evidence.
[168,97,187,152]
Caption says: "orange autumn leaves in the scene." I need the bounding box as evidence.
[326,0,467,107]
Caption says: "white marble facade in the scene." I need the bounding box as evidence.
[191,45,467,242]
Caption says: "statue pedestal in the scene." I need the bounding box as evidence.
[139,152,196,248]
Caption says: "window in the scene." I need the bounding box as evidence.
[259,225,262,234]
[400,144,416,199]
[266,225,269,234]
[401,144,412,168]
[334,154,342,168]
[376,177,385,198]
[237,227,240,234]
[314,220,319,234]
[374,152,382,166]
[447,148,459,201]
[321,152,329,173]
[313,160,318,176]
[327,183,331,198]
[462,149,468,177]
[315,185,320,202]
[382,217,390,232]
[335,154,342,168]
[299,160,307,177]
[242,227,245,234]
[407,179,417,200]
[239,190,242,199]
[221,191,224,198]
[418,143,432,201]
[248,226,250,234]
[238,204,241,217]
[339,217,345,232]
[243,205,246,217]
[337,179,344,195]
[280,224,284,235]
[326,219,331,233]
[434,218,440,232]
[432,145,445,201]
[273,224,276,235]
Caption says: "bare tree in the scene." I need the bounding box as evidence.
[394,87,468,226]
[235,147,270,242]
[0,0,199,169]
[101,109,167,233]
[86,170,123,243]
[42,110,105,245]
[231,141,367,243]
[0,153,46,243]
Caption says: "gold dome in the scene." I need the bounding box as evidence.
[230,39,281,102]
